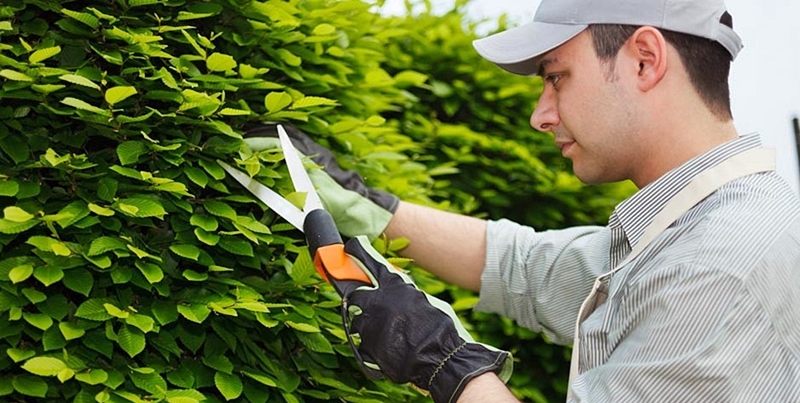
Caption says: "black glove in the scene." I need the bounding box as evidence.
[338,236,513,403]
[244,123,399,212]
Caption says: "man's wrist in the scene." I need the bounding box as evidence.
[457,372,519,403]
[428,343,512,403]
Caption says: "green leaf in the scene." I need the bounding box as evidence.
[116,110,155,124]
[9,264,34,283]
[54,201,90,228]
[78,208,104,223]
[289,248,315,283]
[182,269,208,281]
[33,266,64,286]
[135,261,164,284]
[202,159,226,180]
[177,304,211,323]
[60,97,110,116]
[87,236,127,256]
[235,216,270,234]
[117,324,146,357]
[23,312,53,330]
[59,74,101,90]
[219,237,254,257]
[165,368,194,389]
[43,148,69,167]
[114,197,167,219]
[242,371,278,387]
[29,46,62,64]
[194,228,220,245]
[59,321,86,340]
[177,2,223,20]
[202,200,237,220]
[6,348,35,363]
[105,86,138,106]
[206,120,241,138]
[209,265,234,272]
[110,165,144,180]
[125,313,155,333]
[179,29,207,58]
[74,369,108,385]
[218,108,251,116]
[0,218,38,234]
[62,268,93,296]
[206,53,237,72]
[264,91,292,113]
[117,141,147,165]
[185,166,209,188]
[12,375,48,397]
[203,355,234,374]
[189,214,218,231]
[58,369,74,383]
[275,48,301,66]
[1,136,30,164]
[291,96,338,109]
[151,300,179,325]
[4,207,34,223]
[90,45,123,65]
[0,69,33,82]
[129,0,163,7]
[0,180,19,197]
[312,23,336,35]
[104,303,128,319]
[295,331,334,354]
[170,244,201,261]
[26,236,71,256]
[215,371,243,401]
[153,181,190,195]
[75,299,114,321]
[61,9,100,29]
[285,321,319,333]
[97,178,118,201]
[31,84,66,94]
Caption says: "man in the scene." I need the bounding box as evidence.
[253,0,800,401]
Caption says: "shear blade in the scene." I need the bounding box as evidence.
[277,125,325,213]
[218,160,306,232]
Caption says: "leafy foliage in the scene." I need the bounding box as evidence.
[0,0,632,402]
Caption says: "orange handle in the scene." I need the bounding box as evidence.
[313,244,372,285]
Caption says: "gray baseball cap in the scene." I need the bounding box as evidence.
[473,0,743,75]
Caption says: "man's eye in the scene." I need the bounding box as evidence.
[545,74,561,87]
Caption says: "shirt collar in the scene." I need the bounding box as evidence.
[611,134,763,250]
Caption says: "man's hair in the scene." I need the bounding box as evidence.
[586,24,733,120]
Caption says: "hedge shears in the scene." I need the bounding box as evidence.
[217,125,374,297]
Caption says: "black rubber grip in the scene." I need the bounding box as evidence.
[304,209,343,258]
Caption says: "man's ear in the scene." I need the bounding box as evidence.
[624,26,668,92]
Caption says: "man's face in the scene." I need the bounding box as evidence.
[530,31,644,185]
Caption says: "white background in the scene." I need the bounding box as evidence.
[380,0,800,195]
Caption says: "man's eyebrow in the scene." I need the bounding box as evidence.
[536,57,558,77]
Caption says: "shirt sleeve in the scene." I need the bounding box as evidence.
[476,219,610,345]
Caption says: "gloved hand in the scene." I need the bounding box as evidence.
[338,236,514,403]
[243,124,398,241]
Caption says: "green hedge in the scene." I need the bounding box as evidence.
[0,1,633,402]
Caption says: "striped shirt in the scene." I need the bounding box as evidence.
[477,134,800,402]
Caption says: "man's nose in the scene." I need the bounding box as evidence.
[530,89,559,132]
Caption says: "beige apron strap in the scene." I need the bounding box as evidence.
[633,148,775,261]
[566,147,775,400]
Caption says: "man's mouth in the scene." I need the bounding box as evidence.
[556,140,575,156]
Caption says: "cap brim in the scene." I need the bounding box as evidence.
[473,21,587,76]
